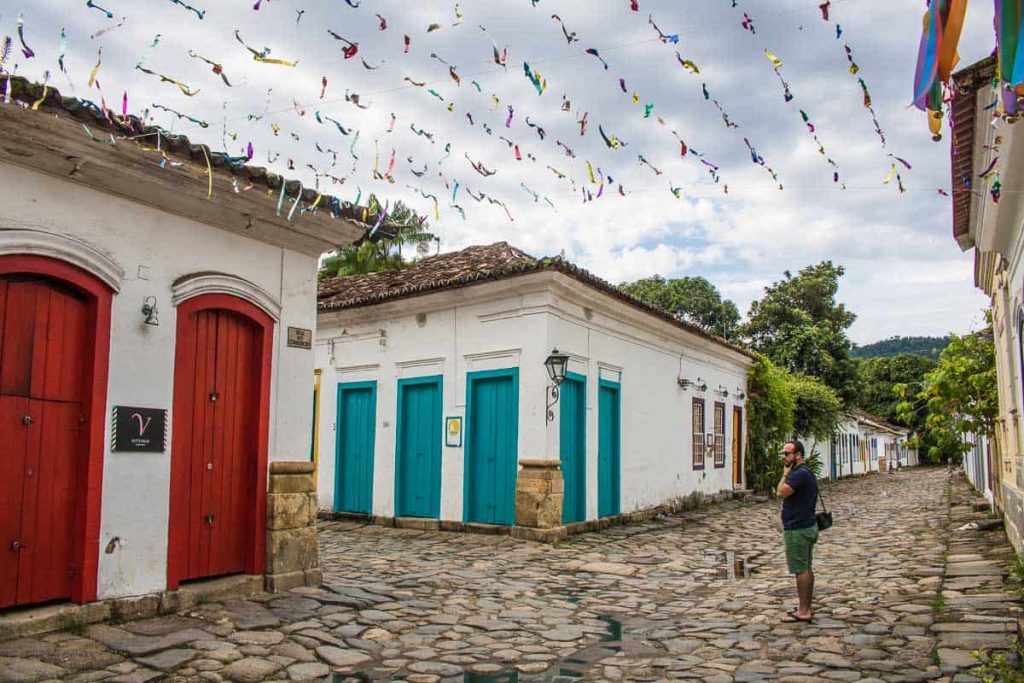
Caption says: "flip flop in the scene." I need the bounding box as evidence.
[781,612,813,623]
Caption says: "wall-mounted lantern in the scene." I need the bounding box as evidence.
[694,377,708,392]
[716,385,729,398]
[544,348,569,424]
[734,388,747,401]
[141,296,160,326]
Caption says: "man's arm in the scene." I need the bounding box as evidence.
[777,465,794,499]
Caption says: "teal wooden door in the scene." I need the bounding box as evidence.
[560,373,587,524]
[395,376,442,518]
[464,369,519,525]
[598,380,621,517]
[335,382,376,514]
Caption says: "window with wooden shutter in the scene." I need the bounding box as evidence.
[692,398,705,469]
[714,402,726,467]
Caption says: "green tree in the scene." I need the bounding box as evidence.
[895,329,997,463]
[744,354,841,492]
[318,198,437,280]
[619,275,741,340]
[856,354,937,424]
[743,262,858,403]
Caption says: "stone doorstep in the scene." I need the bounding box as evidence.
[0,574,263,641]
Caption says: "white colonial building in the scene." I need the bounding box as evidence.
[0,76,363,612]
[951,55,1024,551]
[314,243,753,530]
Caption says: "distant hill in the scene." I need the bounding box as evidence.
[851,336,951,359]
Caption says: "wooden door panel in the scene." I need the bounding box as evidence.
[0,396,29,608]
[732,408,742,487]
[187,309,216,581]
[0,275,89,608]
[396,380,441,519]
[175,308,258,582]
[467,373,517,525]
[336,384,376,515]
[560,377,586,524]
[1,280,38,396]
[598,384,620,518]
[18,400,78,605]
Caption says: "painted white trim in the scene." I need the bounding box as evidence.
[0,226,125,291]
[171,271,281,320]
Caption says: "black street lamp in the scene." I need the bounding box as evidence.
[544,349,569,424]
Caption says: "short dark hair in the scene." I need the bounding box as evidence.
[786,439,805,457]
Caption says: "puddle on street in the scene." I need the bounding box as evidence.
[702,549,761,579]
[597,614,623,645]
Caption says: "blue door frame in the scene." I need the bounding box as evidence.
[560,372,587,524]
[335,381,377,514]
[464,368,519,525]
[598,379,621,518]
[394,375,443,519]
[829,440,837,480]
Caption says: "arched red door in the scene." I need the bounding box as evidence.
[168,294,272,589]
[0,256,111,608]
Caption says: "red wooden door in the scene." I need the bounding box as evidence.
[172,308,259,582]
[0,276,88,608]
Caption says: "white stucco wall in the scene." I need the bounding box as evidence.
[315,272,751,522]
[0,162,317,600]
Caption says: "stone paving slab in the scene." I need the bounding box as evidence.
[0,468,1020,682]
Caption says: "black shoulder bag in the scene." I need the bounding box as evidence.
[815,485,833,531]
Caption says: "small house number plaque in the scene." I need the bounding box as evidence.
[112,406,167,453]
[287,326,313,349]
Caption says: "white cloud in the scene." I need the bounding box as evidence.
[6,0,998,343]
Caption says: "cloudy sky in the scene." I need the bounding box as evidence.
[2,0,997,343]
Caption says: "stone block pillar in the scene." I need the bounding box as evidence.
[515,459,564,529]
[265,462,322,593]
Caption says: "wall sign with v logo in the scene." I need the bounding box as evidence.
[112,406,167,452]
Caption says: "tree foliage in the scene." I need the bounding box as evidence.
[895,329,997,463]
[851,335,951,360]
[856,354,937,424]
[743,262,858,403]
[619,275,741,340]
[745,354,841,492]
[318,198,437,280]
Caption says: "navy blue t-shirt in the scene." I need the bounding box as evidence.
[782,464,818,530]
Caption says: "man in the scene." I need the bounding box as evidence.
[776,439,818,623]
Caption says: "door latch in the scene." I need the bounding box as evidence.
[208,392,219,402]
[204,514,215,525]
[10,540,24,551]
[21,415,33,426]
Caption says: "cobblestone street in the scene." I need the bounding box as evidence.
[1,467,1020,682]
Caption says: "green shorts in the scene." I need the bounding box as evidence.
[784,526,819,574]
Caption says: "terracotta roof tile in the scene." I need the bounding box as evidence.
[318,241,754,359]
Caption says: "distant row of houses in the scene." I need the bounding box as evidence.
[804,408,918,480]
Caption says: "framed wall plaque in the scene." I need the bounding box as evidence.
[112,406,167,452]
[445,416,463,448]
[287,326,313,349]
